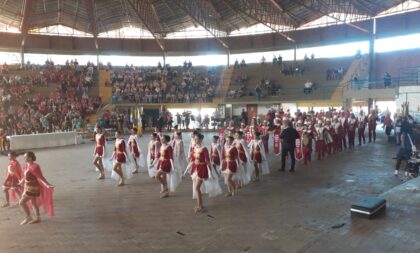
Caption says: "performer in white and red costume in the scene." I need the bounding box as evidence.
[92,127,106,179]
[221,136,239,197]
[128,127,145,174]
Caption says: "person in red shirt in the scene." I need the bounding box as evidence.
[153,135,173,198]
[93,127,106,179]
[112,130,128,186]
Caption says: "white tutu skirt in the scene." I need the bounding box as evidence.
[166,168,182,193]
[103,158,134,181]
[261,160,270,175]
[192,170,222,199]
[128,153,146,171]
[233,162,252,186]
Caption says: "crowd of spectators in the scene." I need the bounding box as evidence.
[110,62,219,103]
[0,60,101,144]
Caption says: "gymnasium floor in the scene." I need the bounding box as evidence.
[0,132,418,253]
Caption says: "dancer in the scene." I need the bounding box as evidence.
[110,130,130,186]
[260,120,270,154]
[128,128,145,174]
[147,133,160,178]
[368,109,377,143]
[301,125,313,165]
[172,132,186,188]
[210,136,221,174]
[348,113,358,149]
[315,122,326,160]
[248,132,269,181]
[187,133,221,213]
[221,136,239,197]
[358,111,367,145]
[273,119,282,156]
[93,127,106,179]
[19,151,54,225]
[2,152,22,207]
[187,130,200,159]
[234,131,252,187]
[151,135,176,198]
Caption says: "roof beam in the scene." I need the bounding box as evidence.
[350,0,377,16]
[20,0,37,36]
[126,0,165,52]
[85,0,98,49]
[295,0,369,33]
[233,0,296,43]
[268,0,302,25]
[174,0,229,49]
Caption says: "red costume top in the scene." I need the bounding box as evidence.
[368,114,377,129]
[149,140,160,163]
[114,138,127,163]
[210,143,221,166]
[157,145,173,173]
[221,145,238,173]
[22,162,54,216]
[190,146,210,179]
[235,140,247,163]
[94,133,105,157]
[251,141,263,163]
[128,135,140,157]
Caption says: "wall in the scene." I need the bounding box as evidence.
[375,48,420,78]
[396,86,420,115]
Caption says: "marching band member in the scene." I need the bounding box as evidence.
[147,133,160,178]
[301,125,313,165]
[348,113,358,149]
[234,131,252,187]
[128,127,145,174]
[92,127,106,179]
[2,152,22,207]
[109,130,132,186]
[188,133,221,212]
[324,119,335,155]
[221,136,239,197]
[368,109,377,143]
[333,117,344,152]
[260,120,270,154]
[248,132,269,181]
[340,114,349,150]
[358,111,367,145]
[19,152,54,225]
[151,135,176,198]
[273,119,282,156]
[315,121,326,160]
[210,136,221,173]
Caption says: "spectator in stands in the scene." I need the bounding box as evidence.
[240,59,246,68]
[304,80,313,94]
[277,55,283,65]
[355,49,362,59]
[311,53,315,60]
[304,54,309,61]
[272,56,277,65]
[261,56,266,65]
[234,59,239,69]
[384,72,392,88]
[255,85,262,101]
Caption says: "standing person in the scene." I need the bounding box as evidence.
[2,152,22,207]
[188,130,200,159]
[358,111,368,145]
[147,133,160,178]
[128,128,145,174]
[188,133,221,212]
[110,130,130,186]
[279,120,299,172]
[324,119,334,155]
[260,120,270,154]
[273,119,282,156]
[383,114,393,137]
[151,135,176,198]
[368,109,377,143]
[210,136,221,174]
[93,127,106,179]
[315,122,326,160]
[172,132,187,186]
[19,152,54,225]
[221,136,239,197]
[333,117,344,152]
[301,125,313,165]
[394,132,412,176]
[234,131,252,188]
[248,132,269,181]
[348,113,358,149]
[341,115,348,149]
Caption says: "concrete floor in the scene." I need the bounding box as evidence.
[0,132,419,253]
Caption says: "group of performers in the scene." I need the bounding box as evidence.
[1,108,379,222]
[2,151,54,225]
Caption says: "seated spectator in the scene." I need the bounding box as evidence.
[304,80,313,94]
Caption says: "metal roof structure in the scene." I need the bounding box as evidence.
[0,0,414,51]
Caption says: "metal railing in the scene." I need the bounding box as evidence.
[346,76,420,90]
